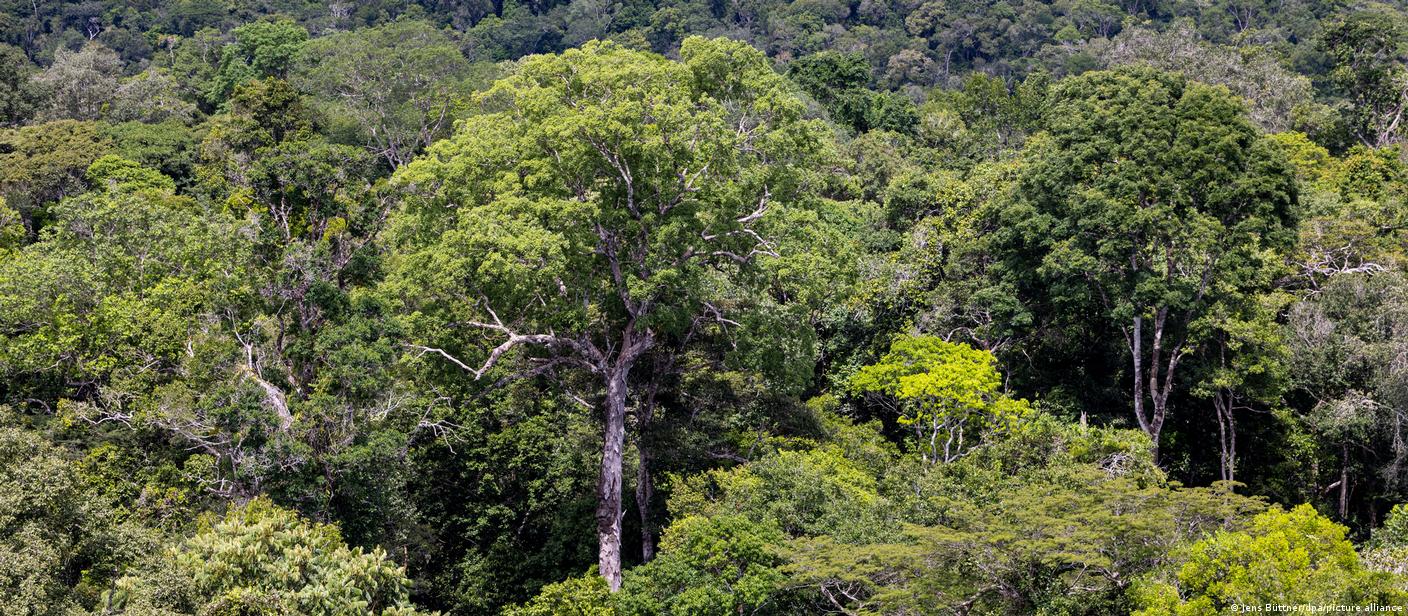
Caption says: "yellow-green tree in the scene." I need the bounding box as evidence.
[851,335,1028,464]
[1133,504,1408,613]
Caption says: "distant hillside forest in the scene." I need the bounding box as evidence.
[8,0,1408,614]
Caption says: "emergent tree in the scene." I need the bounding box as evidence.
[385,38,828,589]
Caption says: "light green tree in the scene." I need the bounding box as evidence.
[1132,504,1408,613]
[31,42,121,121]
[207,19,308,106]
[293,19,476,168]
[1363,503,1408,584]
[109,497,428,615]
[0,119,111,232]
[851,335,1029,464]
[0,423,157,615]
[0,197,20,255]
[615,515,786,616]
[111,68,199,124]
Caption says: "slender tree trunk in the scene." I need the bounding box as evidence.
[1132,316,1146,434]
[635,444,655,562]
[1130,310,1183,464]
[1340,442,1350,521]
[1215,395,1228,482]
[1131,315,1163,460]
[1147,308,1172,462]
[598,369,629,591]
[635,379,659,562]
[1214,390,1236,483]
[1227,401,1236,483]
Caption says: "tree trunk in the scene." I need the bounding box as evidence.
[1130,309,1183,464]
[1130,315,1162,460]
[1146,308,1173,463]
[1215,390,1236,483]
[1132,316,1147,435]
[635,380,660,563]
[636,444,655,562]
[1339,441,1350,521]
[598,369,629,591]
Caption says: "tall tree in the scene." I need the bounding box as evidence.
[385,37,828,589]
[293,19,475,168]
[995,67,1296,459]
[206,19,308,106]
[1193,293,1288,484]
[1286,272,1408,523]
[30,42,122,122]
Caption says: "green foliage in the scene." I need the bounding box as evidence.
[197,78,314,198]
[616,515,786,616]
[0,180,228,393]
[1283,272,1408,521]
[0,119,111,228]
[386,38,834,591]
[1320,9,1408,148]
[793,470,1262,614]
[0,424,147,615]
[788,51,870,95]
[402,386,603,613]
[111,497,428,615]
[111,68,200,125]
[1095,22,1314,133]
[503,571,616,616]
[851,335,1029,464]
[1132,505,1408,613]
[31,42,122,121]
[293,19,475,167]
[993,66,1296,453]
[0,43,36,125]
[1373,504,1408,549]
[85,155,177,194]
[507,516,793,616]
[6,3,1408,614]
[572,408,1268,614]
[917,71,1049,158]
[669,447,889,542]
[1269,131,1335,189]
[1363,504,1408,582]
[105,120,201,188]
[787,51,918,134]
[207,19,309,106]
[0,197,20,254]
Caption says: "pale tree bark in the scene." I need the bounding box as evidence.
[406,304,655,591]
[1340,442,1351,521]
[1126,309,1190,462]
[1119,240,1215,463]
[1213,388,1237,483]
[598,368,629,588]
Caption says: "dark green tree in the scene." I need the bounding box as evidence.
[994,67,1296,459]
